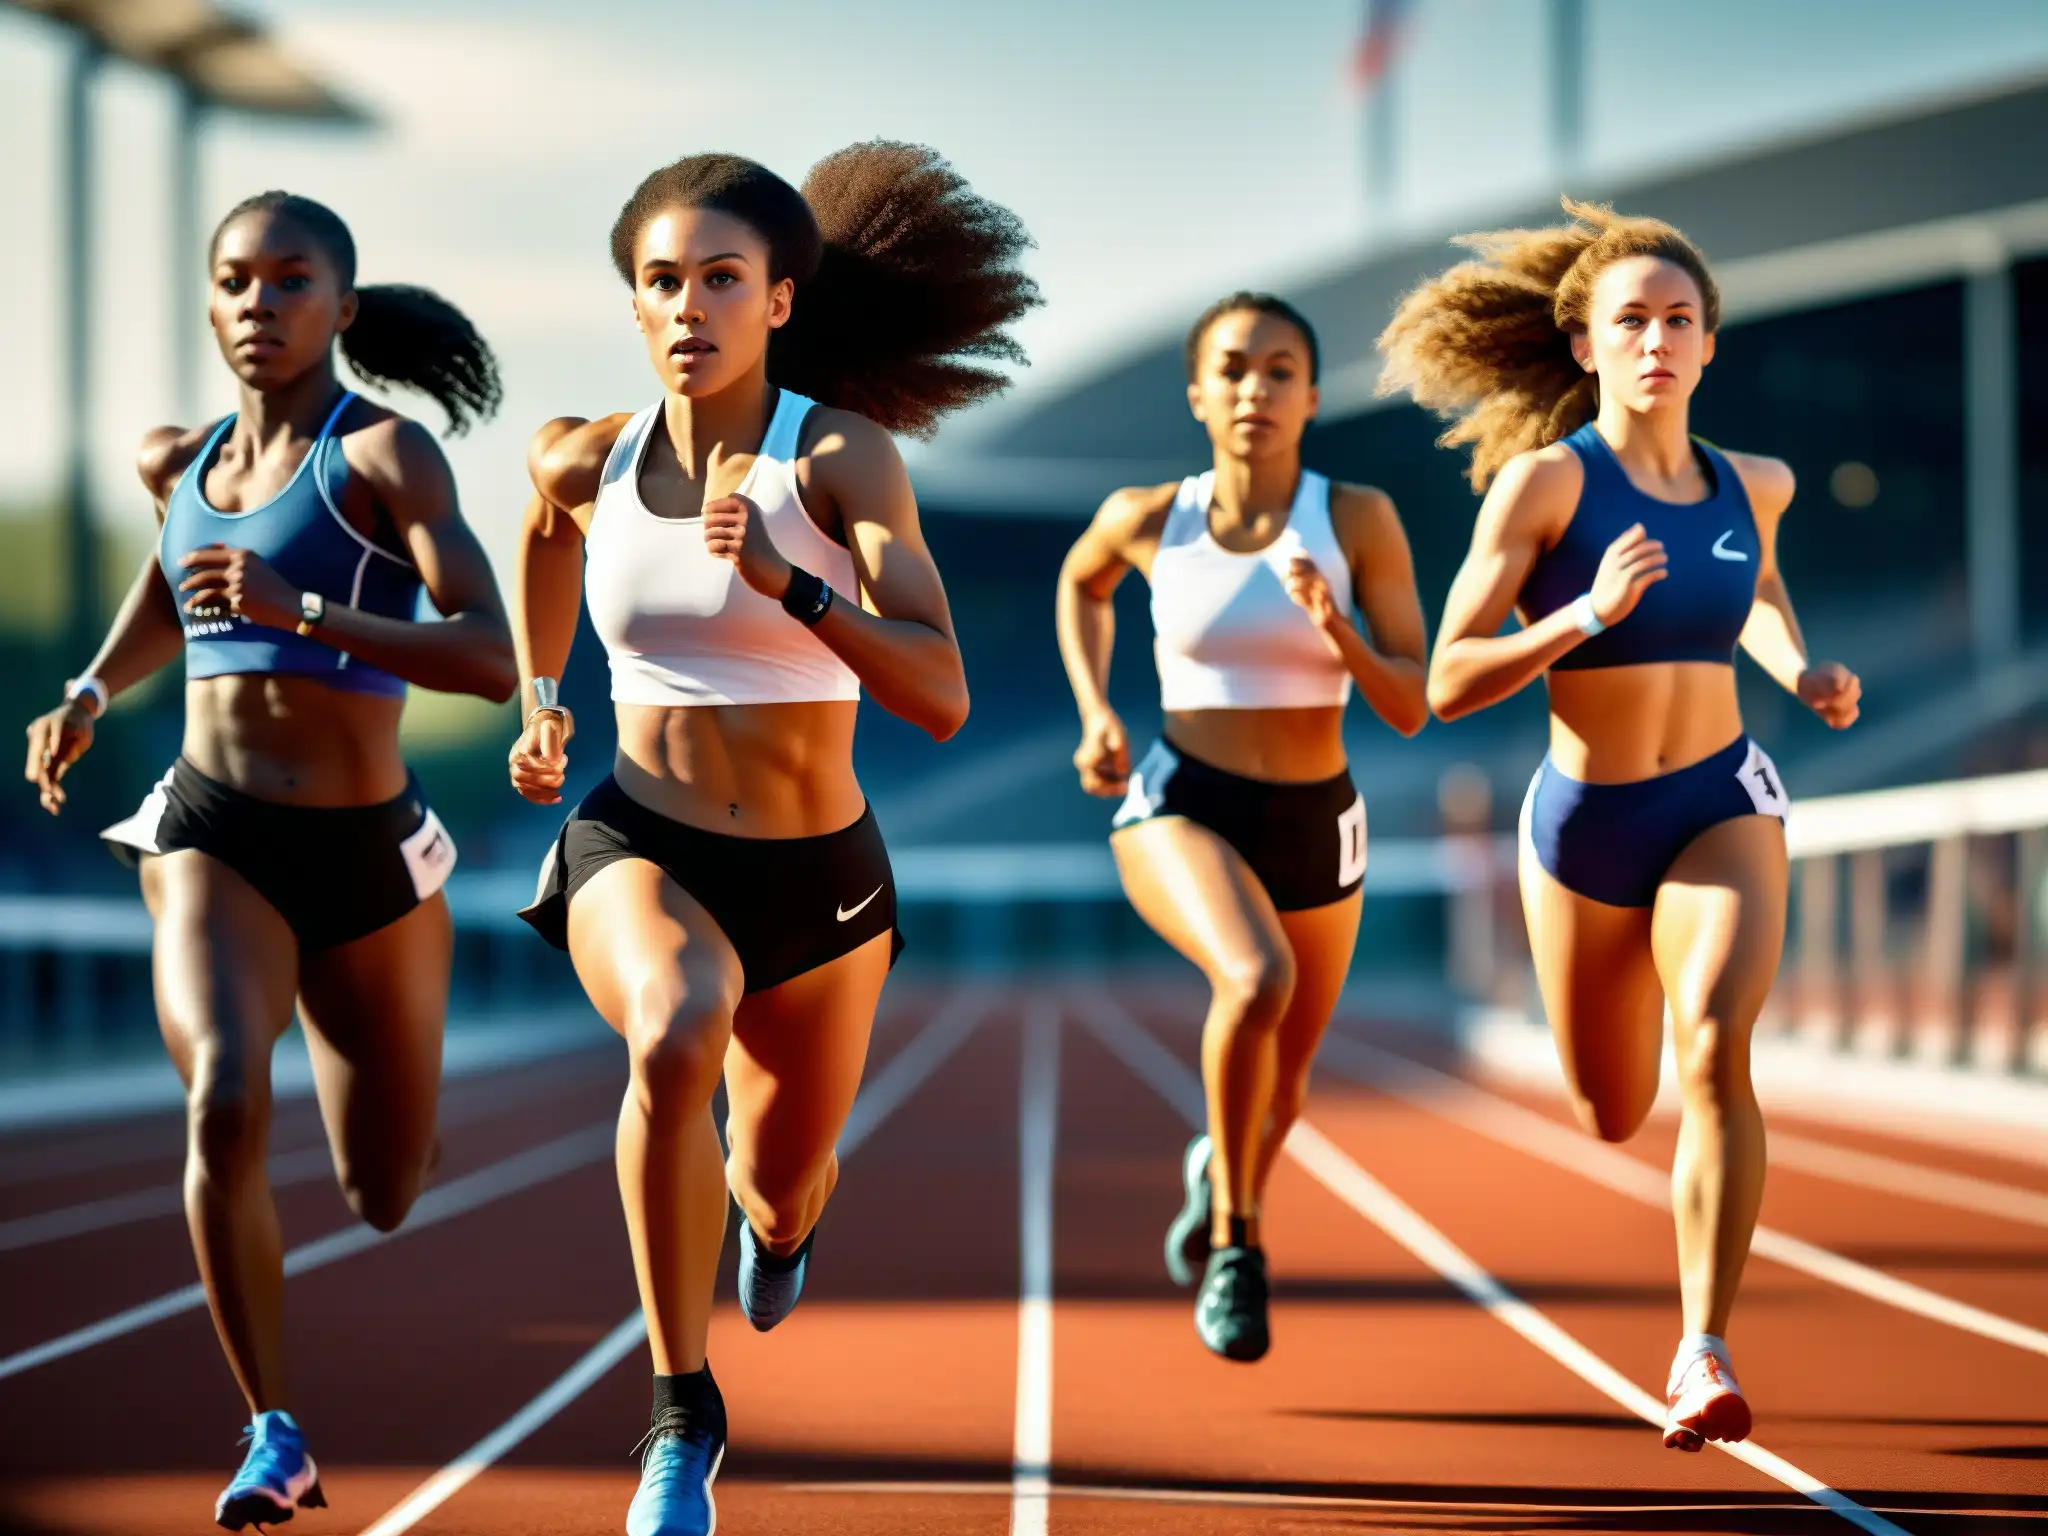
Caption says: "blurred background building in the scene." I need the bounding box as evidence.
[2,0,2044,1023]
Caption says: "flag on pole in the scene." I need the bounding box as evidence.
[1352,0,1415,91]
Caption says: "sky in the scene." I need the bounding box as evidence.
[3,0,2047,588]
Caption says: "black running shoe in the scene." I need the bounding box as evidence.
[1194,1245,1270,1362]
[1164,1133,1213,1287]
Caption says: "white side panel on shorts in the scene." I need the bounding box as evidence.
[1737,740,1791,820]
[399,807,459,900]
[1112,740,1180,829]
[97,768,176,855]
[1338,795,1368,887]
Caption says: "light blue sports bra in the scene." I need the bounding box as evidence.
[159,392,419,697]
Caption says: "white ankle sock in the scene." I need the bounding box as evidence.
[1670,1332,1727,1388]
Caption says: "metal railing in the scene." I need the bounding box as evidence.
[3,769,2042,1074]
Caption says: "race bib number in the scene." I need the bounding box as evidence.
[1337,795,1368,887]
[400,807,459,900]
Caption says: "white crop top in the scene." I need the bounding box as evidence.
[1150,469,1354,711]
[584,390,861,707]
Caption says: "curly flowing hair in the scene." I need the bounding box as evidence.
[1374,197,1720,491]
[609,142,1041,438]
[210,192,503,436]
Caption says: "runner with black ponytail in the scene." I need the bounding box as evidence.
[510,140,1037,1536]
[22,190,514,1527]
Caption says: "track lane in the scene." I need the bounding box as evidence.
[1063,987,1855,1536]
[378,988,1023,1536]
[1291,1022,2048,1529]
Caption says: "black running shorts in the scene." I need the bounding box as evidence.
[100,756,456,949]
[1110,739,1366,911]
[519,775,902,996]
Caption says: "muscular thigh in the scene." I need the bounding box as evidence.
[1111,817,1290,984]
[1519,840,1665,1131]
[295,893,453,1179]
[567,857,743,1046]
[1652,815,1788,1035]
[723,931,893,1189]
[141,849,299,1090]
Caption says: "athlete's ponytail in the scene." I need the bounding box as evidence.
[1374,197,1719,491]
[209,192,503,436]
[609,143,1041,438]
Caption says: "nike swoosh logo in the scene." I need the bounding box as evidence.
[1711,530,1749,562]
[837,886,884,922]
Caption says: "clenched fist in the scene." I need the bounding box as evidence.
[1073,708,1130,798]
[177,545,301,630]
[1796,662,1860,730]
[702,494,792,601]
[1588,523,1667,628]
[508,707,573,805]
[1282,553,1347,655]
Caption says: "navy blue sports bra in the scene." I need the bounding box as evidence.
[1521,422,1759,671]
[160,392,419,697]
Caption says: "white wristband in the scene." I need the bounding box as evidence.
[63,675,108,717]
[525,676,568,728]
[1570,593,1607,637]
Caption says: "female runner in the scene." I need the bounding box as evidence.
[1055,292,1429,1362]
[1377,200,1860,1448]
[21,191,513,1525]
[506,144,1036,1535]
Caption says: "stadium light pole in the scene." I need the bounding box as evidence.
[1963,246,2019,673]
[173,80,204,423]
[56,30,102,663]
[1549,0,1584,183]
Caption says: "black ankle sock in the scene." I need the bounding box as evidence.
[749,1225,813,1274]
[1225,1216,1252,1250]
[652,1366,714,1421]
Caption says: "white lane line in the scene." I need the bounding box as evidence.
[1011,1000,1060,1536]
[0,1122,613,1383]
[1769,1130,2048,1230]
[1319,1034,2048,1362]
[0,1145,337,1254]
[1074,991,1913,1536]
[355,987,995,1536]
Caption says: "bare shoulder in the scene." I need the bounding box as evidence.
[1093,480,1179,544]
[1482,443,1583,539]
[135,421,216,508]
[337,405,451,494]
[801,405,905,487]
[1328,480,1401,535]
[529,414,631,511]
[1719,448,1795,518]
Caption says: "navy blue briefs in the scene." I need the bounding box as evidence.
[1519,735,1788,908]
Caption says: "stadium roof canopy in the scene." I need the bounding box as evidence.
[922,72,2048,513]
[10,0,370,121]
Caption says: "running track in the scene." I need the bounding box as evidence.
[1,979,2043,1534]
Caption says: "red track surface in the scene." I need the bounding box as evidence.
[1,978,2043,1534]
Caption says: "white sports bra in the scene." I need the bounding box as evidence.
[1150,469,1354,711]
[585,389,861,707]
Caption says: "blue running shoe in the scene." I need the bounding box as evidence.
[737,1219,814,1333]
[627,1375,727,1536]
[1164,1133,1213,1288]
[214,1410,325,1530]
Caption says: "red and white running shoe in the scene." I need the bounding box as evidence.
[1663,1347,1751,1451]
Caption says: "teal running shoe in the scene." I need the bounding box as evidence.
[1195,1245,1270,1362]
[737,1219,814,1333]
[1164,1133,1213,1287]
